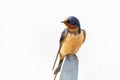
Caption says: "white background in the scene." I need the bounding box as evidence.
[0,0,120,80]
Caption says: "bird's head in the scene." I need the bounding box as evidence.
[61,16,81,33]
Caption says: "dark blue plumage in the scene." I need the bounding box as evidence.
[67,16,80,27]
[66,16,81,33]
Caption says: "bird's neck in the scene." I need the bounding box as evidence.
[68,27,81,34]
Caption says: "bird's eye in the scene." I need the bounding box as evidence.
[67,20,74,24]
[67,20,70,23]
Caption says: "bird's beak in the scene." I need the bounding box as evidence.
[61,21,65,23]
[61,20,70,28]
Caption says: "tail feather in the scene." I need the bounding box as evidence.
[52,53,59,70]
[54,59,63,80]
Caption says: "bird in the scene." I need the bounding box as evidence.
[52,16,86,80]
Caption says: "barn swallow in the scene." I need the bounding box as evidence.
[52,16,86,80]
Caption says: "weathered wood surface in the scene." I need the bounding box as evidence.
[60,54,79,80]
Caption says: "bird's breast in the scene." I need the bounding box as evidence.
[60,31,84,57]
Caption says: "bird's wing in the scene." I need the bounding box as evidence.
[52,29,68,70]
[81,29,86,43]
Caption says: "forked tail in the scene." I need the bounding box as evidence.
[52,53,59,70]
